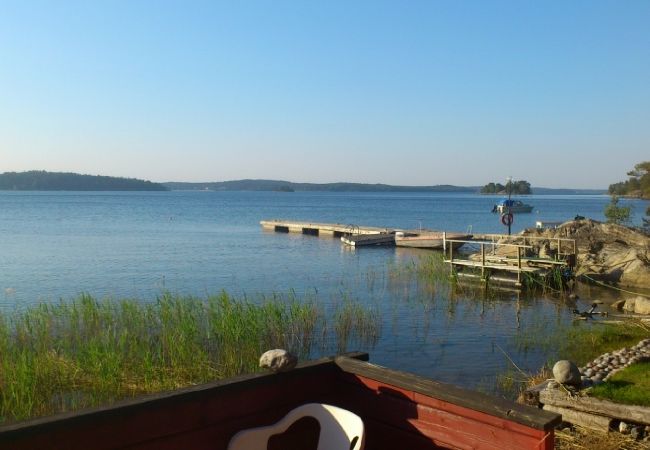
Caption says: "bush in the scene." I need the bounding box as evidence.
[604,195,631,225]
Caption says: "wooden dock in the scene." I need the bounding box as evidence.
[443,234,577,288]
[260,219,394,237]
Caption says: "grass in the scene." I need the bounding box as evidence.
[590,362,650,407]
[515,320,650,366]
[0,292,381,423]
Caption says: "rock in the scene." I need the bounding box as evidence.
[624,298,636,312]
[611,299,626,310]
[633,296,650,315]
[523,219,650,288]
[619,421,631,434]
[259,349,298,373]
[547,380,560,389]
[631,426,644,440]
[552,360,582,386]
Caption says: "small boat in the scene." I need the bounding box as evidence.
[492,198,534,214]
[394,231,472,250]
[0,353,560,450]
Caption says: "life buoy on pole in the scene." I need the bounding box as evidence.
[501,213,514,226]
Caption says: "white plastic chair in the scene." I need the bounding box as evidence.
[227,403,365,450]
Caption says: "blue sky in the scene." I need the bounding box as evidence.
[1,1,649,188]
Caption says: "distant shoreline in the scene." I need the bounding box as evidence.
[0,171,607,194]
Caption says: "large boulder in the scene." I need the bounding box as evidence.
[524,219,650,289]
[552,360,582,386]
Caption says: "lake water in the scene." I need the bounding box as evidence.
[0,191,647,391]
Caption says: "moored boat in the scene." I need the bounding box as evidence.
[0,353,560,450]
[492,199,534,213]
[394,231,472,250]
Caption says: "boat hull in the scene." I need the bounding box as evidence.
[496,205,534,213]
[395,233,472,250]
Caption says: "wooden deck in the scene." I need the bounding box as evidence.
[444,235,577,288]
[261,219,395,237]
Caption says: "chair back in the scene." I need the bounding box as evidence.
[227,403,365,450]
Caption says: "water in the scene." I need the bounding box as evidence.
[0,191,647,390]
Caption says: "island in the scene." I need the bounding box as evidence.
[0,171,168,191]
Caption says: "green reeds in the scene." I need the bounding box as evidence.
[0,292,379,423]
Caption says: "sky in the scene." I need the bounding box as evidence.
[1,1,649,188]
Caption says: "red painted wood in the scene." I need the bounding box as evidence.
[333,375,553,450]
[1,372,335,450]
[0,359,554,450]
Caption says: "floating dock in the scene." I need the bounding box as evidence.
[260,219,394,237]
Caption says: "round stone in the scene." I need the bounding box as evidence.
[552,360,582,386]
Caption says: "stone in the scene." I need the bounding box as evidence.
[633,296,650,315]
[630,426,644,440]
[259,349,298,373]
[624,298,637,312]
[619,421,631,434]
[553,360,582,386]
[611,299,626,310]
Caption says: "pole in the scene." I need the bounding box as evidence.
[507,176,512,236]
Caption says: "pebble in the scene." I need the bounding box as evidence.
[620,421,631,434]
[577,339,650,384]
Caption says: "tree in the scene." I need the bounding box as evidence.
[480,180,530,194]
[608,161,650,198]
[604,195,631,225]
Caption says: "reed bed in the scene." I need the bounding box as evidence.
[0,292,379,423]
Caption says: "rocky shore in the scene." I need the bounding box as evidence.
[523,219,650,289]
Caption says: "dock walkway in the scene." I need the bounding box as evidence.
[260,219,394,237]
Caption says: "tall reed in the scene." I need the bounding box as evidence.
[0,292,379,423]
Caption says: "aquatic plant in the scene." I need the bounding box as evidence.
[0,292,379,423]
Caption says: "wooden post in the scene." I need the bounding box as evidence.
[517,246,522,285]
[481,243,485,280]
[449,241,454,277]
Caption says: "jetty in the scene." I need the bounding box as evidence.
[260,219,394,237]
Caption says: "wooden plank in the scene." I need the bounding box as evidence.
[542,405,611,432]
[335,357,561,431]
[539,388,650,425]
[333,378,551,450]
[0,354,368,449]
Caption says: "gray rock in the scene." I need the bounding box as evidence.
[547,380,560,389]
[630,426,644,440]
[259,349,298,372]
[619,421,631,434]
[552,360,582,386]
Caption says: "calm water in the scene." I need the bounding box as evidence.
[0,191,647,390]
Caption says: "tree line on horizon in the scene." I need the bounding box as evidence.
[0,171,167,191]
[480,180,531,195]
